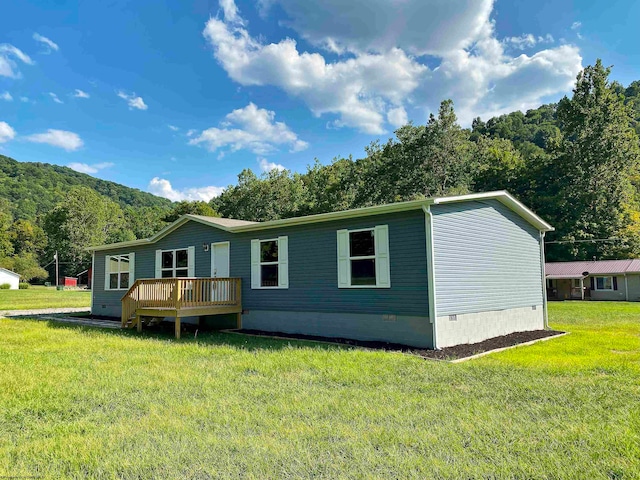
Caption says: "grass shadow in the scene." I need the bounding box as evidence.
[41,318,356,353]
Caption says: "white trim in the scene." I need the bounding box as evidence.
[423,206,438,349]
[90,251,95,312]
[625,274,629,301]
[128,252,135,288]
[158,248,191,278]
[87,191,553,252]
[211,241,231,278]
[104,253,132,291]
[251,237,289,289]
[593,275,614,291]
[540,231,548,329]
[338,225,391,289]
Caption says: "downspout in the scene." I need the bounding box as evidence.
[540,231,549,330]
[423,205,439,350]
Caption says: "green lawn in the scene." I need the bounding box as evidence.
[0,302,638,479]
[0,286,91,310]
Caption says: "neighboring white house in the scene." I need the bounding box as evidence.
[0,267,20,290]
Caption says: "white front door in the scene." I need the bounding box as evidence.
[211,242,230,278]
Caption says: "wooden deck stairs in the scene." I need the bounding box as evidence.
[121,277,242,338]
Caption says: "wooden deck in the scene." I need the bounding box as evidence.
[121,277,242,338]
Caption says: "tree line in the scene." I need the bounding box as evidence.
[1,60,639,282]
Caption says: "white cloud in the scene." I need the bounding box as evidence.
[503,33,554,50]
[258,157,285,172]
[148,177,225,202]
[117,91,148,110]
[219,0,243,24]
[73,89,90,99]
[0,122,16,143]
[33,33,59,53]
[186,129,197,137]
[67,162,114,174]
[204,0,582,130]
[49,92,63,104]
[25,129,83,151]
[189,102,308,154]
[387,106,408,127]
[0,44,34,78]
[20,96,29,103]
[259,0,494,56]
[168,125,179,131]
[571,22,582,30]
[1,92,12,101]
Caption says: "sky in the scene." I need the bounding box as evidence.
[0,0,638,202]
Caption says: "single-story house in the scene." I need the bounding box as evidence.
[546,259,640,301]
[87,191,553,349]
[0,267,20,290]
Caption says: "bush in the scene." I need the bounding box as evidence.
[19,282,30,289]
[0,283,10,290]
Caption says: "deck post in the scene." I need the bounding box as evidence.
[136,314,142,333]
[236,312,242,329]
[175,315,181,339]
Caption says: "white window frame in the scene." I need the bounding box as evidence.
[337,225,391,289]
[594,276,614,291]
[571,278,581,288]
[251,236,289,289]
[105,253,134,291]
[160,247,191,278]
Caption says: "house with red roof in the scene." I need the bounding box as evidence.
[545,260,640,301]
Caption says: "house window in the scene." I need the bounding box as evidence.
[251,237,289,289]
[546,279,555,289]
[349,229,377,286]
[161,249,189,278]
[337,225,390,288]
[571,278,582,288]
[594,276,613,291]
[107,254,130,290]
[260,239,279,287]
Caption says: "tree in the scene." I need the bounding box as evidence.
[549,60,640,260]
[0,253,48,282]
[43,186,133,274]
[8,219,47,256]
[162,201,218,223]
[0,198,14,258]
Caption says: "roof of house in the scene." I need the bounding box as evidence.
[0,267,20,278]
[546,259,640,278]
[87,190,554,252]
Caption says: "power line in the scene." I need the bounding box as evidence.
[545,238,620,245]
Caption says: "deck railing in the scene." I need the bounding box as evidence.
[121,277,242,326]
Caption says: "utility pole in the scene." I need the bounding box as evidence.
[55,251,59,288]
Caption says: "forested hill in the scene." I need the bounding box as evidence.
[0,154,171,220]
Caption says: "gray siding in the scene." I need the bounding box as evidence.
[626,274,640,302]
[92,210,431,345]
[432,199,543,316]
[589,275,628,301]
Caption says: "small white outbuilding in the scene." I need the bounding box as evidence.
[0,267,20,290]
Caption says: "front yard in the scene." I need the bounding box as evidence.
[0,302,639,478]
[0,285,91,311]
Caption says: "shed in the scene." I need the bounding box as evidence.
[0,268,20,290]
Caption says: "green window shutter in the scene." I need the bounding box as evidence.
[278,236,289,288]
[128,252,135,287]
[336,229,349,288]
[375,224,391,288]
[590,277,594,290]
[613,277,618,290]
[155,250,162,278]
[251,239,260,289]
[188,246,195,277]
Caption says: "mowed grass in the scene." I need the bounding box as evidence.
[0,302,639,479]
[0,286,91,310]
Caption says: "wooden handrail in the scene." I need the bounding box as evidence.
[121,277,242,326]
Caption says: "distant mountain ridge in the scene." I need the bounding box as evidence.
[0,155,171,220]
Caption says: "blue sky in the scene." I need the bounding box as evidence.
[1,0,638,201]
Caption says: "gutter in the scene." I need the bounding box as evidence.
[422,204,439,350]
[540,231,549,329]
